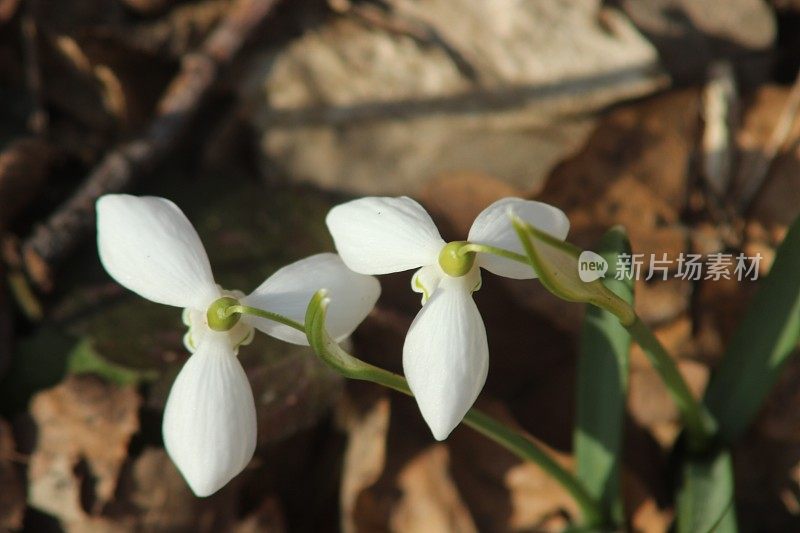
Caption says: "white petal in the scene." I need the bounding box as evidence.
[97,194,218,309]
[468,198,570,280]
[403,282,489,440]
[326,197,445,274]
[411,264,443,305]
[162,333,256,497]
[242,253,381,345]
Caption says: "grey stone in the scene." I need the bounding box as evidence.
[242,0,666,195]
[617,0,775,84]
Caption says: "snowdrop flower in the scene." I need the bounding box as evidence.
[96,194,379,496]
[326,197,568,440]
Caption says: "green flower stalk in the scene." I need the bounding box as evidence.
[509,214,716,450]
[303,290,605,527]
[325,196,572,441]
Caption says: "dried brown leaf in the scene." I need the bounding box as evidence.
[505,460,577,531]
[340,395,391,533]
[390,446,478,533]
[28,375,140,524]
[119,447,239,531]
[629,355,709,448]
[624,468,674,533]
[741,86,800,230]
[443,400,578,531]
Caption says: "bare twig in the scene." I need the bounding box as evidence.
[21,4,47,133]
[19,0,281,291]
[332,0,482,83]
[2,236,43,326]
[736,67,800,212]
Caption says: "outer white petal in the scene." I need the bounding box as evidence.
[326,196,445,274]
[403,280,489,440]
[162,333,256,497]
[468,197,570,280]
[242,253,381,345]
[97,194,219,309]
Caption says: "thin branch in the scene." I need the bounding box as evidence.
[20,0,281,291]
[21,4,47,133]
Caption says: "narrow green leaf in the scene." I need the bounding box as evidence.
[677,449,736,533]
[67,338,158,386]
[511,216,636,326]
[713,507,739,533]
[705,214,800,444]
[575,227,634,526]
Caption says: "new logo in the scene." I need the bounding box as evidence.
[578,251,608,282]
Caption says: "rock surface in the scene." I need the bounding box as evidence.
[617,0,775,84]
[243,0,666,195]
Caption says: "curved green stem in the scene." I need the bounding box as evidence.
[458,242,529,264]
[625,317,716,451]
[461,409,598,518]
[494,219,717,451]
[224,289,607,524]
[304,291,605,527]
[225,304,305,332]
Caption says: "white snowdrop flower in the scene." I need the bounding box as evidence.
[326,197,569,440]
[96,194,380,496]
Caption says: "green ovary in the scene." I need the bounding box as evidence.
[438,241,476,277]
[206,296,241,332]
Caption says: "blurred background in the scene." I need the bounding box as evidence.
[0,0,799,531]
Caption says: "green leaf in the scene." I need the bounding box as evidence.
[712,507,739,533]
[574,227,634,526]
[676,449,736,533]
[0,329,157,415]
[511,216,636,326]
[67,338,159,386]
[704,214,800,444]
